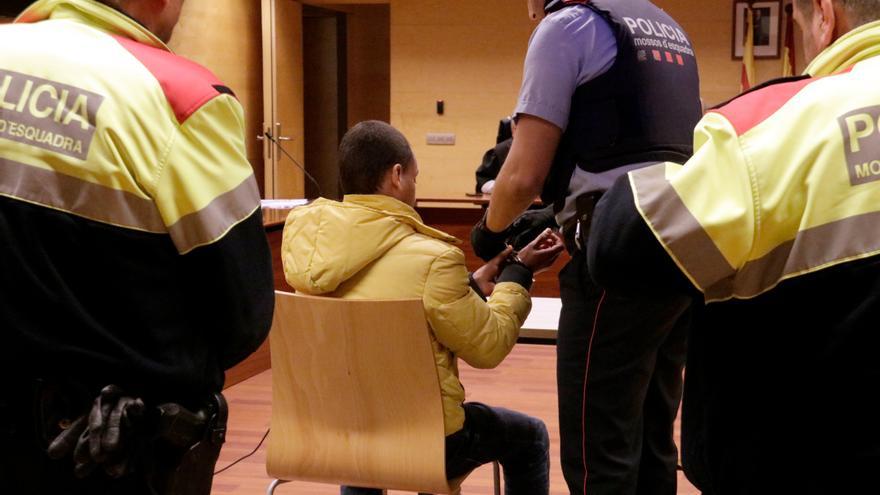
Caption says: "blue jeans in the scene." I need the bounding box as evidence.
[341,402,549,495]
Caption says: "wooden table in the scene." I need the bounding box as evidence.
[520,297,562,343]
[417,194,489,206]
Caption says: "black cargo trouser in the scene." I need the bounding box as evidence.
[557,253,691,495]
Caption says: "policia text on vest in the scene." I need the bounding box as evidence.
[840,104,880,184]
[622,15,695,57]
[0,68,103,160]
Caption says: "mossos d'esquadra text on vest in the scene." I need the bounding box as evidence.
[622,16,694,56]
[0,68,105,161]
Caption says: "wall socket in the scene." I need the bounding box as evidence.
[426,133,456,145]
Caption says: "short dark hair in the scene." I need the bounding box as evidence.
[843,0,880,25]
[798,0,880,26]
[338,120,414,195]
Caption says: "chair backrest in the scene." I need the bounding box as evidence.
[266,290,452,494]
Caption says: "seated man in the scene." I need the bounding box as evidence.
[282,120,563,495]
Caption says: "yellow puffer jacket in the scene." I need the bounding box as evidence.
[282,195,531,435]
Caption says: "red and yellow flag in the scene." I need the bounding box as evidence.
[741,5,756,91]
[782,3,796,76]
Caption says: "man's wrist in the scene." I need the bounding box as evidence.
[506,251,528,269]
[468,272,488,301]
[498,262,534,291]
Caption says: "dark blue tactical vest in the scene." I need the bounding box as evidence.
[541,0,702,206]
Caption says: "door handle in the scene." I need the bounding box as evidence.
[274,122,293,142]
[257,134,292,142]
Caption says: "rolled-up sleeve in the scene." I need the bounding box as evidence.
[515,7,617,130]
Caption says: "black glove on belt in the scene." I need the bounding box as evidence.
[47,384,145,479]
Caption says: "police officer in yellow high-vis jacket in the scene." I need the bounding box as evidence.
[588,0,880,492]
[0,0,273,493]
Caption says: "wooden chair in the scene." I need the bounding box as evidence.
[266,291,500,495]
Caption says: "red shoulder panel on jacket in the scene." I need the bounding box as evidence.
[111,35,235,124]
[711,69,853,136]
[711,77,817,136]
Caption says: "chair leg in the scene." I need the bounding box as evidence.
[267,479,290,495]
[492,460,501,495]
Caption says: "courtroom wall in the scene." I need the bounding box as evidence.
[151,0,804,201]
[390,0,804,199]
[170,0,265,195]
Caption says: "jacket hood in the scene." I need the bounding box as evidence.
[282,195,459,294]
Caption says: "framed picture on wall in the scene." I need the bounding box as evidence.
[732,0,782,59]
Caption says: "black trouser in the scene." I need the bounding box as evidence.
[557,253,690,495]
[342,402,550,495]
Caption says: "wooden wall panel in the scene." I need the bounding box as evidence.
[169,0,266,195]
[345,5,391,127]
[272,0,307,199]
[390,0,534,200]
[303,11,341,199]
[663,0,804,108]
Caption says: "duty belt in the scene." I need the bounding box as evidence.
[561,191,603,254]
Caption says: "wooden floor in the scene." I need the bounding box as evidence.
[211,344,699,495]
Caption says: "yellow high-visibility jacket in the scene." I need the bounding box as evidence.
[282,195,532,435]
[0,0,273,400]
[630,20,880,302]
[587,20,880,492]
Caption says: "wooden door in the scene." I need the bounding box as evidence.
[261,0,305,199]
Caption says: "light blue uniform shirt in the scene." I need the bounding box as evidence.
[515,6,655,225]
[515,5,617,131]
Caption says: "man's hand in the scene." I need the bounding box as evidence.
[517,228,564,274]
[471,213,510,261]
[472,246,514,297]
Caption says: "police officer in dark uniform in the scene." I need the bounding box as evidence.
[0,0,274,493]
[471,1,702,493]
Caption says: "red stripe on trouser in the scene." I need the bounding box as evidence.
[582,290,606,494]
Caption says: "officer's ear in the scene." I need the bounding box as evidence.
[815,0,839,49]
[527,0,545,20]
